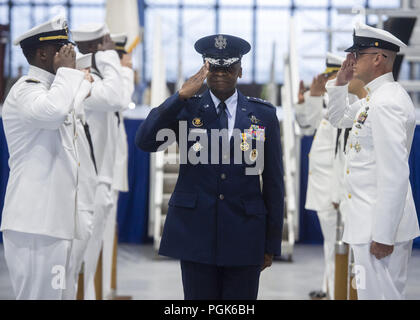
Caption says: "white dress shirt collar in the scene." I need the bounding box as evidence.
[364,72,394,95]
[209,89,238,118]
[27,65,55,86]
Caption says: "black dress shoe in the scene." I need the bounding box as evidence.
[309,290,327,299]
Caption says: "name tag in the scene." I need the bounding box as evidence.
[190,128,207,134]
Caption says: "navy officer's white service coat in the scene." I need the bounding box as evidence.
[83,50,129,188]
[1,65,85,240]
[326,72,420,245]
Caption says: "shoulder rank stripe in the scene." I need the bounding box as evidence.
[246,96,274,108]
[25,79,41,84]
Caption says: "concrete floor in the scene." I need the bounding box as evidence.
[0,243,419,300]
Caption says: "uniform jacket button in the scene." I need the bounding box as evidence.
[219,194,224,200]
[221,173,226,180]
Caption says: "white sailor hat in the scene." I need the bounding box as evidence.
[71,23,109,42]
[111,33,128,53]
[195,34,251,68]
[13,15,71,49]
[76,52,92,70]
[345,22,407,53]
[323,52,345,74]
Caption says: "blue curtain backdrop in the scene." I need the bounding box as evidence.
[116,119,151,243]
[0,118,419,248]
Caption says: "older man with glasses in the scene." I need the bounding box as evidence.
[325,22,420,300]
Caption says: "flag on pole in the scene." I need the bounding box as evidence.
[151,16,169,108]
[105,0,141,53]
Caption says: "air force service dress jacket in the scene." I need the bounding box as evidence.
[136,89,284,266]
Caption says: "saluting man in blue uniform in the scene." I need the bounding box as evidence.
[136,34,284,300]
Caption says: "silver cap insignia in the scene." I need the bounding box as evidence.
[215,35,227,50]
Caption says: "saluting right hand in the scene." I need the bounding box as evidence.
[98,34,116,51]
[53,44,76,72]
[178,62,209,100]
[121,53,133,69]
[310,74,327,97]
[83,69,94,83]
[336,53,356,86]
[297,80,306,104]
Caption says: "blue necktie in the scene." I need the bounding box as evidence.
[218,102,228,130]
[218,101,229,163]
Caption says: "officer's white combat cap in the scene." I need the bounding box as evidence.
[71,23,109,42]
[76,52,92,70]
[345,22,407,53]
[13,15,71,48]
[111,33,128,53]
[323,52,345,74]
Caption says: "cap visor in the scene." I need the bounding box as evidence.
[56,39,74,47]
[344,44,357,52]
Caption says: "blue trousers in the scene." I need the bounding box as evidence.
[180,260,261,300]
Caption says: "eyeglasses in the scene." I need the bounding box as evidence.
[354,51,388,60]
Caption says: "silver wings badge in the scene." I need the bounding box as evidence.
[214,35,227,50]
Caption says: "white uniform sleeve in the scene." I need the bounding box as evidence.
[120,66,135,110]
[294,100,310,128]
[294,91,324,134]
[304,93,325,130]
[331,147,341,205]
[19,67,84,130]
[74,79,93,124]
[371,102,410,245]
[83,50,125,112]
[325,79,365,129]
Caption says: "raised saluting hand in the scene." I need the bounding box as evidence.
[53,44,76,72]
[178,62,210,100]
[336,53,356,86]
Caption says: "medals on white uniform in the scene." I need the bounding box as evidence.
[352,105,370,153]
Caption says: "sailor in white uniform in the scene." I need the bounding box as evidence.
[63,53,98,300]
[71,23,129,299]
[330,79,367,224]
[0,15,85,299]
[101,33,134,298]
[295,53,345,299]
[326,22,420,300]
